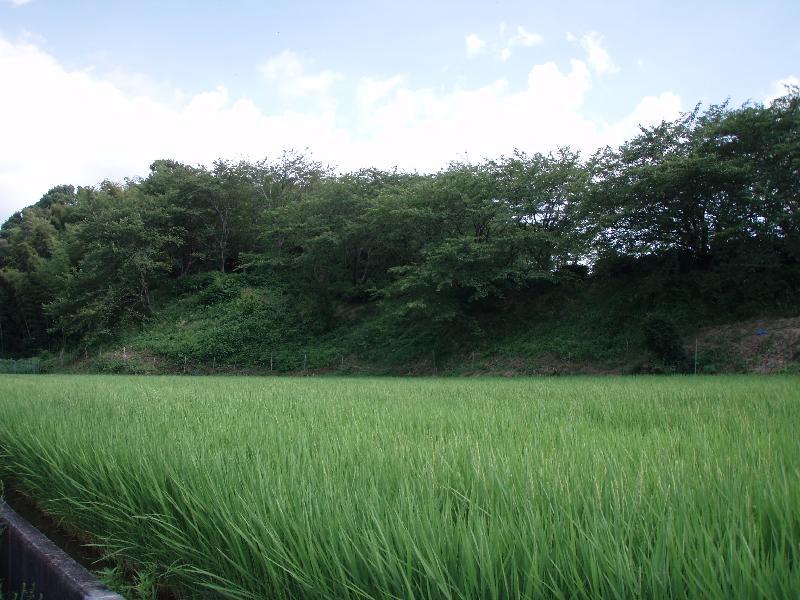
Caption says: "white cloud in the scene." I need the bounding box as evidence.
[100,66,189,105]
[0,35,684,221]
[765,75,799,103]
[605,92,683,141]
[580,32,618,75]
[499,25,544,61]
[0,38,350,220]
[357,75,405,108]
[342,59,680,171]
[259,50,342,97]
[512,26,544,47]
[465,34,486,57]
[6,0,32,6]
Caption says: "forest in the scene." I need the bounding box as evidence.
[0,91,798,373]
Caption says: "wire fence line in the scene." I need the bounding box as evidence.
[0,358,41,374]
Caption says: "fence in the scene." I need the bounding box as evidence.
[0,358,41,374]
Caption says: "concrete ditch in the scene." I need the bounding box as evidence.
[1,503,124,600]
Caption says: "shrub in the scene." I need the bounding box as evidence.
[641,314,687,369]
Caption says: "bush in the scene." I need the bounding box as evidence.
[91,356,155,375]
[641,314,687,369]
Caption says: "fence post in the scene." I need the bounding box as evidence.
[270,353,273,372]
[694,339,698,375]
[304,353,307,373]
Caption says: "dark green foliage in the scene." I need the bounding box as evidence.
[0,91,798,368]
[132,272,305,369]
[641,314,688,369]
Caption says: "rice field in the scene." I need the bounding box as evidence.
[0,374,798,599]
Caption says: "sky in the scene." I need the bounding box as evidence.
[0,0,798,222]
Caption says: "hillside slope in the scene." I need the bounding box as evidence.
[48,270,800,376]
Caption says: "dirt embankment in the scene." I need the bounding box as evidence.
[692,317,800,374]
[53,317,800,377]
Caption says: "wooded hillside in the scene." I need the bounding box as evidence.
[1,92,798,373]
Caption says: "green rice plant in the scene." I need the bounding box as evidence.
[0,375,798,598]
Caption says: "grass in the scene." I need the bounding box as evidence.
[0,375,798,599]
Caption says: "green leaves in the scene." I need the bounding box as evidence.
[591,90,800,267]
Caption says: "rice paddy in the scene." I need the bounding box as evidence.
[0,374,798,599]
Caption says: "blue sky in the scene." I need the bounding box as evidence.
[1,0,797,221]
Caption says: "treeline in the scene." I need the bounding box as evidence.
[1,91,798,368]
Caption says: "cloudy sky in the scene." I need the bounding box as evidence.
[1,0,797,222]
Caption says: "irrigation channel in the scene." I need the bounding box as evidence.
[1,484,123,600]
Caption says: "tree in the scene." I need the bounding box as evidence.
[591,106,741,267]
[382,163,560,345]
[46,185,178,344]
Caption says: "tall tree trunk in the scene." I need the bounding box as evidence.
[140,273,153,313]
